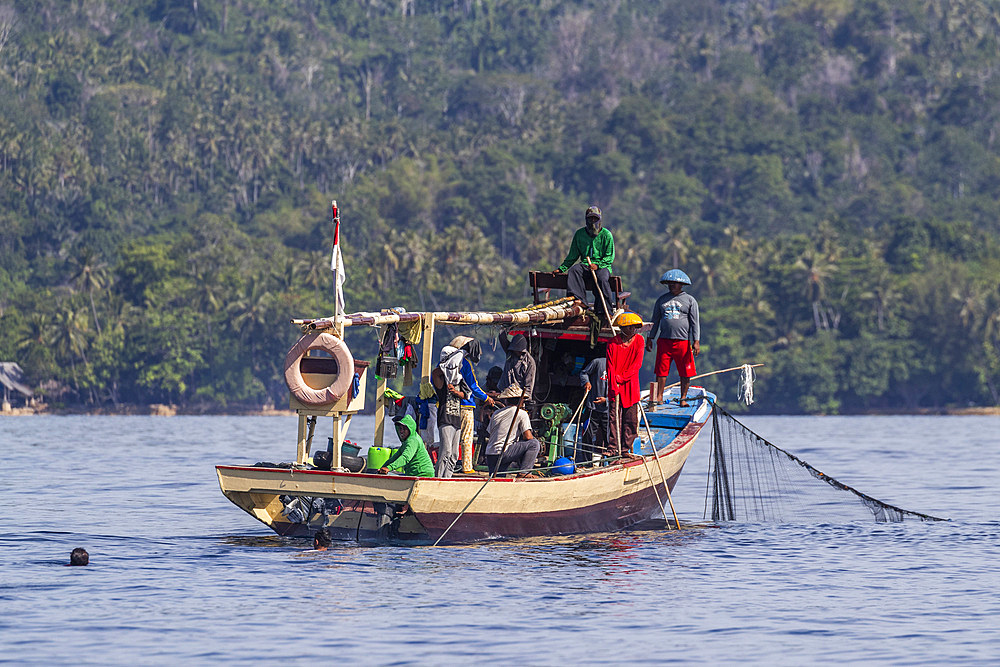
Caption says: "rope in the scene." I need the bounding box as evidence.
[503,296,577,313]
[638,400,680,529]
[738,364,756,405]
[433,386,529,546]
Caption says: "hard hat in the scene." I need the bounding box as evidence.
[614,312,643,327]
[659,269,691,285]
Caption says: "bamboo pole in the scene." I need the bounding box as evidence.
[662,363,765,390]
[419,312,435,392]
[638,400,680,530]
[611,389,670,525]
[566,388,589,438]
[433,386,529,546]
[568,388,589,460]
[638,444,670,528]
[586,256,618,335]
[292,303,587,331]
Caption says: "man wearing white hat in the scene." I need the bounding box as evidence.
[449,335,494,473]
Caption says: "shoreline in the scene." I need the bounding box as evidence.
[0,404,299,417]
[3,405,999,417]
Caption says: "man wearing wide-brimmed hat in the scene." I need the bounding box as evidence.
[448,335,494,473]
[484,383,540,476]
[645,269,700,407]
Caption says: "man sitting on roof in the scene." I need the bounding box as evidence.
[553,205,615,321]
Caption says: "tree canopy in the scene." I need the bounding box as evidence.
[1,0,999,413]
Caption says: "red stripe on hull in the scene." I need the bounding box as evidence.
[416,467,684,542]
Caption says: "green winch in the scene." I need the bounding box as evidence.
[539,403,572,463]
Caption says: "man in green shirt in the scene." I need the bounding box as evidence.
[377,414,435,477]
[554,205,615,321]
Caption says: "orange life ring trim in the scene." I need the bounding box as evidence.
[283,332,355,406]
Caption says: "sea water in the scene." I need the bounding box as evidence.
[1,414,998,664]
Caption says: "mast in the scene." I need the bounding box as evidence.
[330,200,343,333]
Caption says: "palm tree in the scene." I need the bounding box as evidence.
[68,248,109,336]
[49,306,92,397]
[664,224,692,268]
[723,224,749,255]
[227,277,273,341]
[299,250,332,310]
[692,246,725,296]
[860,266,900,333]
[794,249,838,331]
[15,313,59,380]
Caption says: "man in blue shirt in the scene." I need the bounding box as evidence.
[579,356,608,463]
[449,336,494,473]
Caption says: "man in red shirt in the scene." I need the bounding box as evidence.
[606,312,645,460]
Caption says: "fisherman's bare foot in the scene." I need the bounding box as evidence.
[679,400,690,407]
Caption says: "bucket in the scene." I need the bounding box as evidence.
[343,441,361,458]
[366,446,392,471]
[561,423,580,459]
[329,437,362,459]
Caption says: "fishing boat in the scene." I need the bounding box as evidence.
[216,208,716,544]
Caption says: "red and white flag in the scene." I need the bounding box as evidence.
[330,200,346,317]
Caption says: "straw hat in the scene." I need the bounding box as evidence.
[496,382,523,400]
[449,335,473,349]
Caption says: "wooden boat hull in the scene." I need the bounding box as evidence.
[216,394,711,543]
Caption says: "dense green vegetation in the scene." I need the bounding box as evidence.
[1,0,999,413]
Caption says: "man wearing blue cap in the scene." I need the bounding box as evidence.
[646,269,700,407]
[553,205,615,321]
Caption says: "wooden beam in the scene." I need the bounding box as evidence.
[293,301,586,331]
[295,414,308,465]
[374,376,386,447]
[420,312,435,390]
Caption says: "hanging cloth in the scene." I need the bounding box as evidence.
[398,319,422,345]
[438,346,464,386]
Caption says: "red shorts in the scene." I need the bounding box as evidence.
[655,338,696,378]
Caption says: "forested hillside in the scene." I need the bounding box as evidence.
[2,0,999,413]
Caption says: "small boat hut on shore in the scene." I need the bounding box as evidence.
[0,362,33,412]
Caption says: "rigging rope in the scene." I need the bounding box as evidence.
[738,364,756,405]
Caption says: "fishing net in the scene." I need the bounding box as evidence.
[705,406,947,523]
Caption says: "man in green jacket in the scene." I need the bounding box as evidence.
[378,414,435,477]
[554,205,615,321]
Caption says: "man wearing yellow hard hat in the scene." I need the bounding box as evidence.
[606,311,645,460]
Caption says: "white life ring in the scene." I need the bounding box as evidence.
[283,332,355,406]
